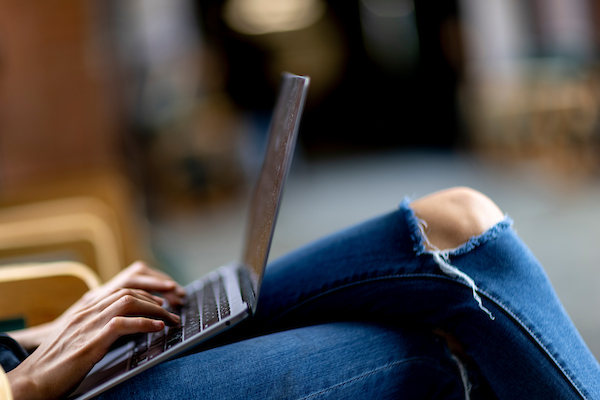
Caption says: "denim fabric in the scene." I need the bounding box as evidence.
[0,334,27,372]
[96,200,600,398]
[100,323,484,399]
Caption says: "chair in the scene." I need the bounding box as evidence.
[0,198,123,282]
[0,262,101,329]
[0,168,154,281]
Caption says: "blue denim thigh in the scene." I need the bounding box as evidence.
[248,199,600,399]
[97,322,472,400]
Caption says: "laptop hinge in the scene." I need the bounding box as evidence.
[238,266,256,314]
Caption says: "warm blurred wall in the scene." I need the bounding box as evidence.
[195,0,465,153]
[459,0,600,176]
[0,0,122,189]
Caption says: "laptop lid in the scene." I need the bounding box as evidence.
[68,73,309,400]
[240,73,309,313]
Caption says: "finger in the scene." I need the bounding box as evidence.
[124,262,186,297]
[129,261,173,281]
[161,292,186,308]
[118,276,186,307]
[99,316,165,350]
[101,293,181,326]
[118,288,164,306]
[139,270,186,297]
[91,288,164,315]
[123,275,185,296]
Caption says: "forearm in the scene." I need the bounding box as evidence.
[1,263,185,399]
[5,368,35,400]
[9,290,98,352]
[8,322,56,352]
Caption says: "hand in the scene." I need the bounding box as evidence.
[7,288,181,400]
[81,261,187,309]
[10,262,186,351]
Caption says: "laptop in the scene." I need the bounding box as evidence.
[69,72,310,400]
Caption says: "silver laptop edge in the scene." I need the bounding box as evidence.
[240,72,310,312]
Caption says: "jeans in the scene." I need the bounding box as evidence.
[99,200,600,399]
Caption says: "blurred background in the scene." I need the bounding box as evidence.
[1,0,600,358]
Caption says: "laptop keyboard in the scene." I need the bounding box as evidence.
[129,274,231,370]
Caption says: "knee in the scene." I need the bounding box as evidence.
[410,187,504,251]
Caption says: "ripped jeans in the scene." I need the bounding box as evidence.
[100,199,600,400]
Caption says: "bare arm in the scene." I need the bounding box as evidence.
[9,262,185,351]
[7,287,181,400]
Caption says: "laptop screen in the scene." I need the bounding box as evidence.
[241,73,309,307]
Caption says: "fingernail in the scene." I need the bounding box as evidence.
[154,320,165,329]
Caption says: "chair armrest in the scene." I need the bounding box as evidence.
[0,262,101,329]
[0,198,125,281]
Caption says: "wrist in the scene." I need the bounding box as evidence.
[7,367,39,400]
[8,322,55,352]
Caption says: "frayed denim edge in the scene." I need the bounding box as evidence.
[400,198,588,399]
[400,197,514,257]
[400,197,514,320]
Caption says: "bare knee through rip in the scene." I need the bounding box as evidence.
[410,187,504,251]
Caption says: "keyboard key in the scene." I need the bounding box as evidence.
[133,338,148,354]
[149,331,165,348]
[166,327,183,349]
[147,343,164,360]
[130,350,148,369]
[184,323,199,339]
[202,282,219,329]
[218,276,231,318]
